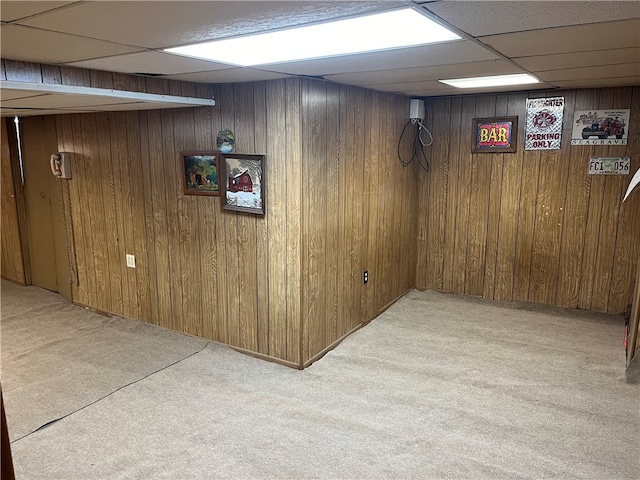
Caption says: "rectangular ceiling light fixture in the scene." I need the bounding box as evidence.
[439,73,540,89]
[164,8,461,66]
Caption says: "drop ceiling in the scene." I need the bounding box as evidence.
[1,0,639,116]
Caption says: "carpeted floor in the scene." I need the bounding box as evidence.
[1,281,208,441]
[2,280,638,479]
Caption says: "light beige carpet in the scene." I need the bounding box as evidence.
[1,280,207,441]
[3,282,639,479]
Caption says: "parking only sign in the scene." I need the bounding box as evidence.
[525,97,565,150]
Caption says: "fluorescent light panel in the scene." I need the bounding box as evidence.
[439,73,539,88]
[164,9,461,66]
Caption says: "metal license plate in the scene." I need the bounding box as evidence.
[588,157,630,175]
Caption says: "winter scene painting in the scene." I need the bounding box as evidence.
[221,154,265,215]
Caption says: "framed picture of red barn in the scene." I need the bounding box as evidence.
[180,152,220,196]
[220,154,266,215]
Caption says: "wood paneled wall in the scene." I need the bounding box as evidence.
[300,80,418,363]
[8,58,636,367]
[1,118,27,284]
[629,253,640,363]
[54,79,303,367]
[1,60,418,367]
[416,87,640,314]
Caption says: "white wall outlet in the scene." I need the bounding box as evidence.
[126,254,136,268]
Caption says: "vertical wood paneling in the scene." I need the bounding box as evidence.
[126,110,151,322]
[425,97,451,290]
[337,85,350,338]
[452,96,476,294]
[465,95,495,296]
[138,111,159,325]
[400,97,418,296]
[352,88,368,330]
[579,89,613,310]
[365,92,381,321]
[233,83,259,352]
[55,115,82,301]
[390,96,405,297]
[265,80,289,360]
[303,79,327,358]
[590,87,634,312]
[1,119,26,284]
[608,87,640,313]
[145,109,172,328]
[41,64,62,85]
[160,108,184,332]
[442,97,463,292]
[285,78,302,365]
[301,81,418,362]
[528,92,575,306]
[555,89,598,308]
[377,93,395,307]
[4,60,41,82]
[194,86,219,341]
[253,82,270,355]
[96,112,122,315]
[7,61,306,366]
[219,84,241,347]
[628,252,640,362]
[414,99,431,291]
[70,113,98,307]
[175,103,203,337]
[326,82,340,344]
[483,94,509,300]
[110,110,135,317]
[4,118,31,287]
[513,92,542,302]
[417,86,640,314]
[9,58,637,371]
[81,114,111,311]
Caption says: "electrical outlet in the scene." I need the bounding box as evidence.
[126,254,136,268]
[363,270,368,284]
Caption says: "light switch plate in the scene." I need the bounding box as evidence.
[126,254,136,268]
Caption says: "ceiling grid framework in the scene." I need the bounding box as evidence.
[1,0,639,116]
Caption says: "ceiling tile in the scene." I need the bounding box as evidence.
[424,1,640,36]
[255,40,499,76]
[536,63,640,82]
[325,60,522,87]
[162,69,291,83]
[551,77,640,89]
[1,25,143,64]
[480,19,640,57]
[19,1,401,49]
[0,1,77,22]
[514,48,640,72]
[67,51,233,75]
